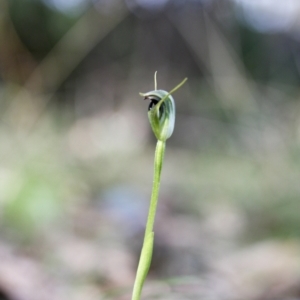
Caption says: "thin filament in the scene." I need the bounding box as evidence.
[156,77,187,112]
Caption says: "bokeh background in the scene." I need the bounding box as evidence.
[1,0,300,299]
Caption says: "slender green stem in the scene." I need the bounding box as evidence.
[131,140,166,300]
[145,140,165,237]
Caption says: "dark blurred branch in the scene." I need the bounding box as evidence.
[3,1,129,130]
[0,0,38,85]
[168,9,258,113]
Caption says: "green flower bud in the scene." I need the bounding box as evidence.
[141,90,175,142]
[140,76,187,142]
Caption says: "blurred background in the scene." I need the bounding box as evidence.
[1,0,300,299]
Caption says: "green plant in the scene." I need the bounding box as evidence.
[131,73,187,300]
